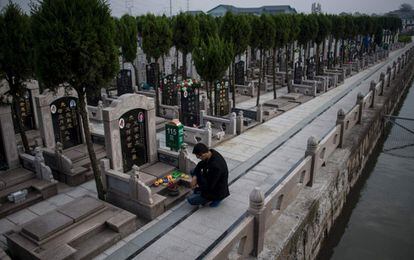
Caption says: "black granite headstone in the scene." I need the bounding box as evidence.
[214,80,230,116]
[266,56,274,75]
[161,74,178,106]
[306,58,316,79]
[294,62,303,84]
[235,61,245,85]
[13,90,35,133]
[146,63,159,89]
[50,97,82,149]
[119,108,148,172]
[116,69,133,96]
[180,80,200,127]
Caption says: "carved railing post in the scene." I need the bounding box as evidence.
[229,112,237,135]
[336,109,345,148]
[256,104,263,123]
[205,121,212,148]
[379,72,385,96]
[370,81,376,108]
[248,187,265,257]
[236,110,244,135]
[386,66,392,88]
[305,136,318,186]
[356,93,364,124]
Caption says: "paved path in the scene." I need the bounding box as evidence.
[104,44,411,260]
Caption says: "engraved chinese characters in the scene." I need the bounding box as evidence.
[119,108,148,172]
[50,97,82,149]
[161,74,178,106]
[13,90,35,133]
[214,80,230,116]
[117,69,134,96]
[180,80,200,127]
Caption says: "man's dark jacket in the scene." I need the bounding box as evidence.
[193,149,230,201]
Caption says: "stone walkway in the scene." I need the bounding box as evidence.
[104,45,410,260]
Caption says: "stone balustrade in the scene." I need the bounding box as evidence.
[204,46,413,260]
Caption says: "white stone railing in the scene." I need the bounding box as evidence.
[204,47,413,260]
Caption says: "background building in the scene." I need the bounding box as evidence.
[207,4,297,17]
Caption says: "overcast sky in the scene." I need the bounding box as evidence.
[0,0,411,16]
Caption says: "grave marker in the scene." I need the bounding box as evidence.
[214,80,230,116]
[235,61,245,85]
[119,108,148,172]
[266,56,273,75]
[12,90,35,133]
[50,97,82,149]
[146,62,159,89]
[103,94,157,172]
[306,58,316,79]
[294,62,303,84]
[180,79,200,127]
[161,74,178,106]
[116,69,134,96]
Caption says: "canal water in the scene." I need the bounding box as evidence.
[318,81,414,260]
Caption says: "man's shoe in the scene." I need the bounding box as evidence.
[209,200,221,207]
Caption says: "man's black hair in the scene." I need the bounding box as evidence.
[192,143,209,155]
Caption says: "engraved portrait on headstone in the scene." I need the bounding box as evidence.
[50,97,82,149]
[119,108,148,172]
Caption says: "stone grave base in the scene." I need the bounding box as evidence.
[106,162,192,220]
[6,195,138,260]
[59,144,106,186]
[0,167,57,218]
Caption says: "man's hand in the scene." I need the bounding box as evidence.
[190,176,197,189]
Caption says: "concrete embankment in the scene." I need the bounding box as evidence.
[257,47,414,260]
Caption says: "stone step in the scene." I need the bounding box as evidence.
[71,228,120,259]
[0,168,35,191]
[72,150,106,169]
